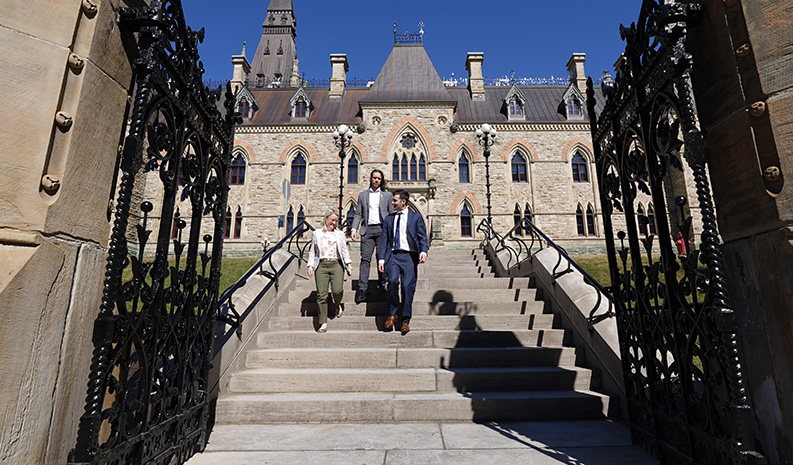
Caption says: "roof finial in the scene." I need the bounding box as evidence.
[419,21,424,36]
[393,22,397,35]
[510,70,515,86]
[241,41,246,56]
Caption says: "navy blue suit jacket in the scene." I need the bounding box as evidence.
[378,210,429,264]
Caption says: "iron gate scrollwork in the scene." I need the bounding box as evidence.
[69,1,239,464]
[586,1,764,464]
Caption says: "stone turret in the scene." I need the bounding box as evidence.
[230,42,251,94]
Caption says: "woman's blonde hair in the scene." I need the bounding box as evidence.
[322,209,339,230]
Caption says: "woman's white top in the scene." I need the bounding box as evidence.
[306,228,352,269]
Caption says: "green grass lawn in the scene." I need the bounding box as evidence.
[121,257,260,297]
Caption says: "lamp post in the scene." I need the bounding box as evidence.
[475,123,497,233]
[333,124,354,219]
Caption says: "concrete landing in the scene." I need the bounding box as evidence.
[187,420,660,465]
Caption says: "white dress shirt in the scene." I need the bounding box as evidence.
[394,211,410,251]
[367,188,382,226]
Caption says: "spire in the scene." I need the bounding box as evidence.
[250,0,298,87]
[241,41,246,57]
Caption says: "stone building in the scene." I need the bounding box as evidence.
[177,0,616,253]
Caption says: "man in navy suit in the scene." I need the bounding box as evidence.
[378,190,428,335]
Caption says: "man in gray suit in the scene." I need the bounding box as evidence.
[351,169,393,303]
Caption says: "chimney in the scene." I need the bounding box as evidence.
[230,42,251,94]
[567,53,587,93]
[466,52,485,101]
[329,54,348,100]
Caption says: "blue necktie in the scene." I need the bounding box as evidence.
[394,212,401,250]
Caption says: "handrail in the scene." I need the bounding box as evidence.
[519,218,615,330]
[214,220,314,354]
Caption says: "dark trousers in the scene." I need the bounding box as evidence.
[384,251,418,323]
[358,224,385,292]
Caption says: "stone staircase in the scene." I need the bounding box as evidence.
[214,248,612,424]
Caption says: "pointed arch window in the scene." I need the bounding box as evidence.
[224,208,232,239]
[586,204,596,236]
[400,155,408,180]
[418,155,426,180]
[286,206,294,233]
[576,205,586,236]
[459,152,470,183]
[637,204,647,236]
[230,154,246,185]
[392,155,399,180]
[511,152,528,182]
[509,99,523,117]
[524,204,533,230]
[171,208,181,240]
[572,152,588,183]
[234,208,243,239]
[410,155,417,180]
[460,204,472,237]
[345,204,355,236]
[513,205,523,236]
[291,153,306,184]
[297,206,305,227]
[348,153,358,184]
[647,204,656,235]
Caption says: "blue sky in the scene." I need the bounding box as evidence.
[184,0,643,84]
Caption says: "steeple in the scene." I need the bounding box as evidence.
[250,0,298,88]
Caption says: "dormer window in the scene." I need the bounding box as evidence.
[290,86,312,119]
[294,100,307,118]
[509,99,523,117]
[568,99,581,117]
[503,84,527,121]
[238,100,250,119]
[560,85,586,120]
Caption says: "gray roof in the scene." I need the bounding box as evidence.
[267,0,293,11]
[359,45,456,104]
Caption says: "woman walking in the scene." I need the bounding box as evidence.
[306,210,353,332]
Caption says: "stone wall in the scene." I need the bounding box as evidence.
[0,1,140,463]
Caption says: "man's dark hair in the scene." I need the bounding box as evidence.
[393,189,409,202]
[369,169,386,190]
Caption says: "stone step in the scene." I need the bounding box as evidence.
[266,314,556,331]
[295,277,531,292]
[256,329,567,349]
[228,366,594,394]
[244,346,580,370]
[214,390,610,423]
[276,300,546,316]
[287,288,538,304]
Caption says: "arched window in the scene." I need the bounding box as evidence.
[401,155,408,180]
[460,204,472,237]
[345,204,355,236]
[392,154,399,180]
[586,204,596,236]
[572,151,588,182]
[238,99,250,118]
[410,154,417,180]
[513,205,523,236]
[297,206,305,227]
[459,152,470,183]
[637,204,646,236]
[576,205,585,236]
[647,204,656,235]
[418,155,426,180]
[234,208,243,239]
[291,153,306,184]
[347,153,358,184]
[511,152,528,182]
[294,100,307,118]
[509,99,522,117]
[567,99,581,117]
[224,208,232,239]
[286,206,294,232]
[171,208,181,239]
[230,154,246,185]
[524,203,533,224]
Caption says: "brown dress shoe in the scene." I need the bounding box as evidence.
[400,322,410,335]
[384,315,396,330]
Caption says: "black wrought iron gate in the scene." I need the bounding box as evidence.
[586,1,765,464]
[69,1,238,463]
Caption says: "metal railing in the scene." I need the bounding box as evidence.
[214,220,313,354]
[478,218,615,330]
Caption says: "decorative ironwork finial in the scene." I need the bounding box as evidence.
[419,21,424,35]
[394,22,424,45]
[510,70,516,86]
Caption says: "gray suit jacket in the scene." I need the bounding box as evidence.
[352,189,393,236]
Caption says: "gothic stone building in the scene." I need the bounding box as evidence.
[150,0,691,253]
